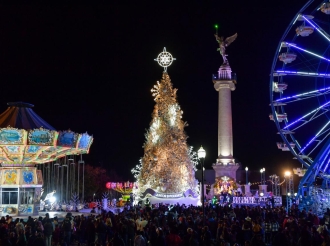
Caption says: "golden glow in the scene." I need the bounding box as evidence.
[132,73,198,196]
[284,171,291,177]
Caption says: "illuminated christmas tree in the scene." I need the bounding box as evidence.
[132,71,199,198]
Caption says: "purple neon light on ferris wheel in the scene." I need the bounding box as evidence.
[302,15,330,42]
[285,42,330,62]
[275,85,330,103]
[275,70,330,77]
[322,151,330,172]
[300,121,330,153]
[283,100,330,130]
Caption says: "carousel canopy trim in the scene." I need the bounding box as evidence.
[0,102,93,166]
[0,102,55,130]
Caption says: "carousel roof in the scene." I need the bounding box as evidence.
[0,102,93,166]
[0,102,55,130]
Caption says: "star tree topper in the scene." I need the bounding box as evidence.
[154,47,176,72]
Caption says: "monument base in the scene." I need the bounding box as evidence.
[139,196,200,206]
[135,188,200,206]
[213,163,240,181]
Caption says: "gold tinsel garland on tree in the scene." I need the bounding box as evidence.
[133,72,198,196]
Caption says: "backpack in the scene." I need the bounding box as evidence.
[63,219,71,231]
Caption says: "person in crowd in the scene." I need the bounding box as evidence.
[62,214,73,245]
[3,198,330,246]
[111,231,125,246]
[166,226,183,245]
[16,228,27,246]
[43,218,53,246]
[201,225,212,245]
[52,224,60,246]
[9,231,17,246]
[94,215,106,246]
[134,230,147,246]
[155,227,166,246]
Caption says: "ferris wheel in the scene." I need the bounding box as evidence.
[270,0,330,195]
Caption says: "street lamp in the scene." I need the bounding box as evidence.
[198,146,206,226]
[260,168,264,184]
[284,171,293,213]
[258,167,266,184]
[262,168,265,184]
[284,171,291,177]
[245,167,248,184]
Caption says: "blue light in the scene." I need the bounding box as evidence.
[283,101,330,130]
[302,15,330,42]
[286,42,330,62]
[275,70,330,77]
[275,85,330,103]
[300,121,330,153]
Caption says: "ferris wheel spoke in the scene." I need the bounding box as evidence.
[285,42,330,62]
[300,121,330,153]
[275,70,330,78]
[305,131,330,162]
[322,151,330,172]
[290,49,321,71]
[283,102,330,130]
[302,15,330,42]
[275,87,330,104]
[316,147,330,173]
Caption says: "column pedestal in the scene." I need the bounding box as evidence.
[259,185,268,195]
[213,164,239,181]
[244,184,252,196]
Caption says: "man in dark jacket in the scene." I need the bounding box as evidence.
[43,219,53,246]
[62,215,72,245]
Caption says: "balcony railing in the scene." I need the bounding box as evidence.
[212,72,237,82]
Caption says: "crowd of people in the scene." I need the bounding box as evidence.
[0,202,329,246]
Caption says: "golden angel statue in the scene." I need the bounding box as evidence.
[215,33,237,65]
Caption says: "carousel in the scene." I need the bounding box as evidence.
[0,102,93,216]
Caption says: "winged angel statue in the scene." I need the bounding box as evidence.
[215,33,237,65]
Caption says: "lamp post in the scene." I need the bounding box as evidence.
[245,167,248,184]
[198,146,206,226]
[287,192,291,212]
[284,171,293,213]
[260,168,264,184]
[262,168,265,184]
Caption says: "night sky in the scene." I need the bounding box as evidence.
[0,1,309,181]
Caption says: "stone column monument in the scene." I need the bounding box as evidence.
[212,33,240,181]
